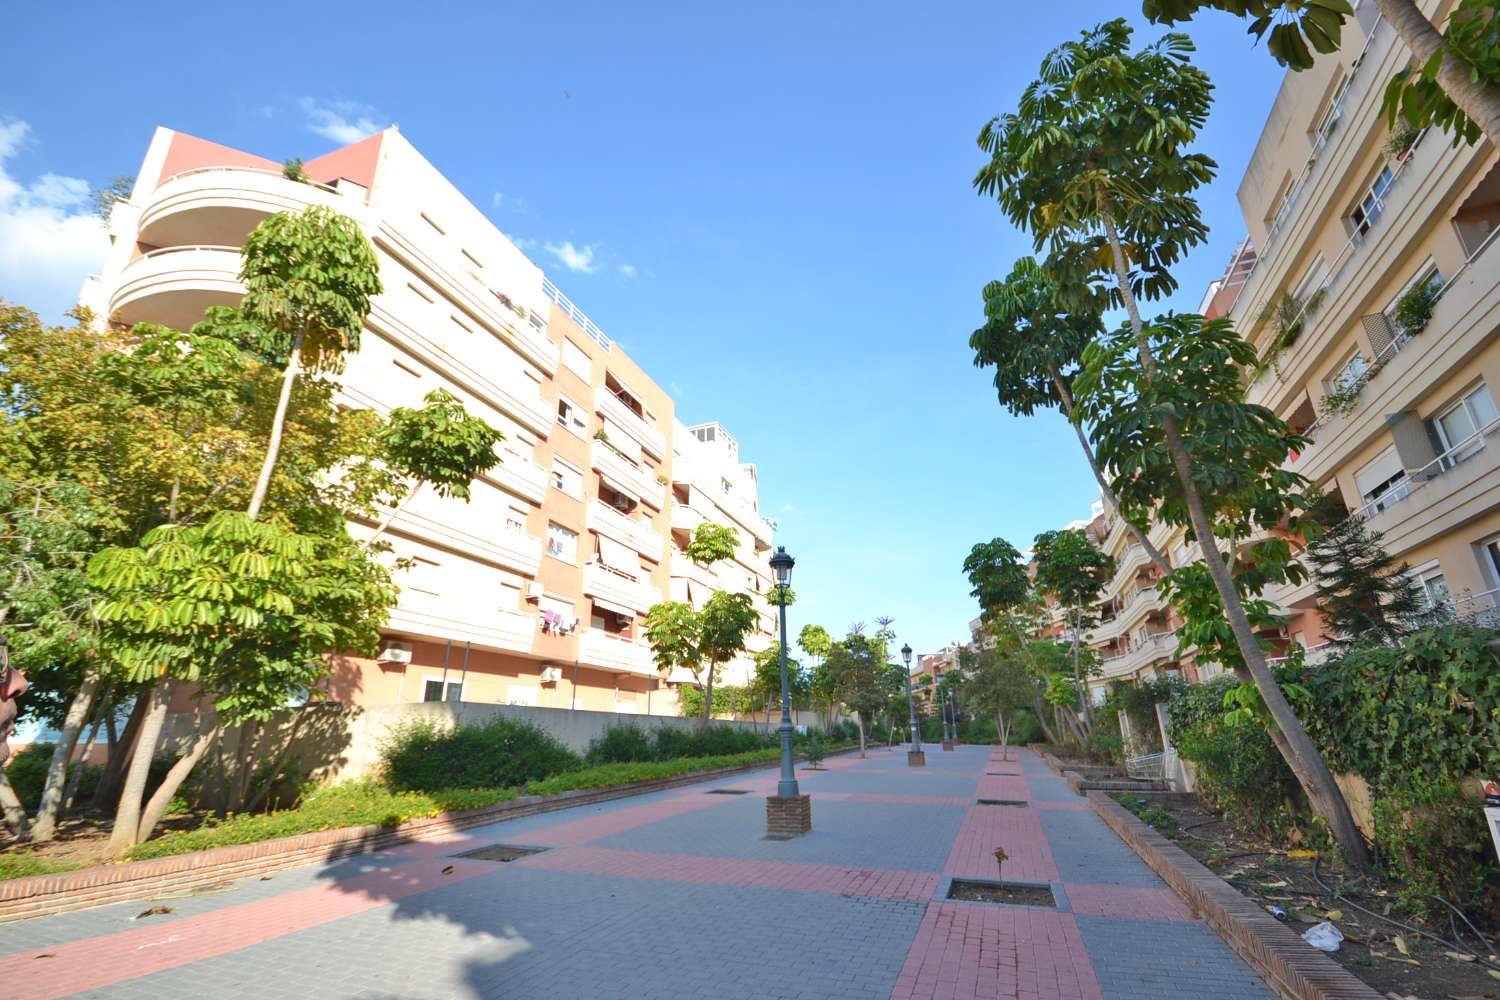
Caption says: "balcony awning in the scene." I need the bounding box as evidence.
[595,535,639,575]
[598,465,638,501]
[592,596,636,619]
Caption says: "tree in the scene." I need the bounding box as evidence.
[1142,0,1500,144]
[959,643,1035,760]
[1032,528,1112,733]
[696,591,757,728]
[976,21,1368,861]
[643,593,757,731]
[970,257,1171,572]
[1304,508,1441,648]
[823,628,893,757]
[685,523,739,566]
[798,624,839,728]
[750,641,804,731]
[368,389,504,544]
[238,205,382,519]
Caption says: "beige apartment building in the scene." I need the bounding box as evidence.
[1035,0,1500,703]
[82,126,778,716]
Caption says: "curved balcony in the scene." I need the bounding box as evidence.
[583,563,663,615]
[108,245,244,330]
[137,167,346,251]
[593,441,664,509]
[578,629,656,677]
[1099,631,1178,679]
[588,499,663,559]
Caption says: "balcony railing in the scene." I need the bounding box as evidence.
[593,440,662,508]
[577,629,655,676]
[588,499,662,557]
[1449,588,1500,629]
[1356,415,1500,520]
[595,387,666,459]
[384,604,534,654]
[543,276,611,351]
[1100,631,1177,677]
[583,562,663,615]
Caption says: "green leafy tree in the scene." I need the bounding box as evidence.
[1032,528,1112,733]
[1142,0,1500,144]
[959,642,1036,759]
[685,523,739,566]
[696,591,757,727]
[368,389,503,544]
[1304,507,1442,648]
[977,20,1368,862]
[643,592,757,731]
[798,624,839,728]
[962,541,1063,744]
[750,641,805,731]
[823,628,893,757]
[238,205,382,519]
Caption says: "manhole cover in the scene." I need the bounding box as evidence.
[947,878,1057,908]
[706,788,751,795]
[453,844,549,863]
[976,799,1029,807]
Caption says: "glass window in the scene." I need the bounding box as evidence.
[1434,385,1499,465]
[546,522,578,562]
[422,679,462,702]
[550,460,583,499]
[556,397,587,435]
[1351,167,1394,237]
[562,339,591,380]
[1420,571,1450,611]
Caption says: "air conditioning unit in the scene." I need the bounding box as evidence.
[539,666,563,684]
[377,641,413,664]
[525,582,545,602]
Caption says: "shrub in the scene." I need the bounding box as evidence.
[802,735,826,768]
[1372,781,1496,919]
[0,850,83,880]
[1392,277,1440,335]
[586,725,659,764]
[379,715,581,792]
[6,744,102,810]
[653,724,768,760]
[1086,704,1125,765]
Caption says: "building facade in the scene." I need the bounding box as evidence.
[1025,1,1500,704]
[83,126,779,716]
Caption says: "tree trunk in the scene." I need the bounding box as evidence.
[29,668,100,842]
[226,720,262,815]
[93,692,149,810]
[109,679,171,853]
[1097,203,1371,866]
[856,712,867,758]
[996,711,1010,761]
[1031,689,1059,745]
[1069,609,1093,735]
[699,663,716,731]
[0,768,29,838]
[1050,367,1174,575]
[246,327,305,520]
[62,713,105,814]
[136,721,218,844]
[1373,0,1500,143]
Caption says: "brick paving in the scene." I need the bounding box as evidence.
[0,745,1276,999]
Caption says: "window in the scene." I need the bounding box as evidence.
[546,522,578,562]
[562,339,591,380]
[1431,384,1500,466]
[1416,566,1450,612]
[504,510,526,534]
[550,460,583,499]
[1350,167,1395,238]
[1328,351,1367,395]
[422,678,463,702]
[1311,74,1350,148]
[1354,447,1409,516]
[720,477,732,496]
[590,604,633,638]
[557,396,587,436]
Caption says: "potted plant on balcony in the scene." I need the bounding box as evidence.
[1393,277,1441,336]
[1384,121,1422,163]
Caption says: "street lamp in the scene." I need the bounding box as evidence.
[766,546,810,836]
[902,643,924,767]
[937,671,952,745]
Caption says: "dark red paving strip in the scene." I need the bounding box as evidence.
[518,845,940,901]
[943,804,1060,882]
[517,790,732,845]
[1062,883,1195,922]
[889,901,1103,1000]
[0,857,499,1000]
[813,792,971,807]
[976,774,1030,802]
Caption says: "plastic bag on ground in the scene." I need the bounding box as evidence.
[1301,921,1343,952]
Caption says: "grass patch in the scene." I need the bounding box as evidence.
[1111,792,1182,839]
[0,850,85,881]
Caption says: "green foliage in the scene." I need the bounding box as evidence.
[1319,375,1365,419]
[0,850,84,880]
[1392,275,1441,336]
[1032,528,1111,616]
[1304,508,1440,648]
[674,682,754,721]
[802,735,826,768]
[585,725,659,764]
[698,591,757,669]
[797,624,832,660]
[969,256,1103,417]
[88,175,134,223]
[643,601,701,678]
[651,724,770,760]
[238,206,383,372]
[1142,0,1353,71]
[90,511,396,722]
[1370,781,1494,915]
[685,523,738,566]
[1165,677,1301,836]
[1107,677,1183,751]
[765,585,795,607]
[824,629,897,731]
[1254,288,1325,376]
[5,744,99,809]
[379,389,502,501]
[282,158,307,183]
[1087,703,1125,763]
[643,592,756,692]
[962,538,1030,615]
[378,715,582,792]
[1383,0,1499,145]
[1112,792,1181,838]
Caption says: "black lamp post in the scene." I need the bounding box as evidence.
[769,546,799,799]
[902,643,924,766]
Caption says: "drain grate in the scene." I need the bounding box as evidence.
[453,844,549,863]
[706,788,752,795]
[947,878,1057,908]
[976,798,1029,807]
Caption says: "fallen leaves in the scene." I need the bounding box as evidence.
[133,906,173,920]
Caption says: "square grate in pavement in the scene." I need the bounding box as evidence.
[706,788,752,795]
[947,878,1057,908]
[976,798,1029,807]
[452,843,550,863]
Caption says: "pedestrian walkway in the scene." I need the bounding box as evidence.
[0,746,1276,999]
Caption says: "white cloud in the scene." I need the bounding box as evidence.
[617,263,637,278]
[781,503,795,513]
[502,231,537,251]
[299,98,385,145]
[544,240,600,274]
[0,120,109,321]
[491,191,504,208]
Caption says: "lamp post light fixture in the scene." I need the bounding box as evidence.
[938,673,952,744]
[765,546,811,837]
[902,643,924,768]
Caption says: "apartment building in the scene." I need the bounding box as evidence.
[82,126,779,716]
[1028,0,1500,702]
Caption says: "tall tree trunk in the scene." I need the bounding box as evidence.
[29,669,100,842]
[61,712,105,814]
[856,712,867,758]
[996,711,1010,761]
[136,721,218,844]
[1069,609,1093,734]
[699,663,716,731]
[0,769,29,838]
[1374,0,1500,143]
[93,692,149,810]
[1031,689,1059,745]
[109,679,171,853]
[1097,204,1371,865]
[226,721,262,815]
[246,328,305,520]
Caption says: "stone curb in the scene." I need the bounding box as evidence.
[0,745,857,924]
[1085,791,1381,1000]
[1062,770,1168,795]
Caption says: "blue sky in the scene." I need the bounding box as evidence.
[1,1,1285,656]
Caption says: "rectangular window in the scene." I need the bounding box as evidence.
[1350,167,1395,238]
[1354,446,1409,515]
[562,339,591,380]
[550,459,583,499]
[1432,384,1500,466]
[1418,568,1450,612]
[1328,351,1367,395]
[422,678,463,702]
[546,522,578,562]
[557,396,588,436]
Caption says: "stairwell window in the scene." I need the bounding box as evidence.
[1350,167,1395,239]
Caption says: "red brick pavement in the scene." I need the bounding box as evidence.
[943,805,1060,883]
[1062,883,1195,923]
[890,902,1103,1000]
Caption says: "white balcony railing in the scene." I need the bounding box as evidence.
[595,387,666,459]
[1099,632,1177,678]
[1357,416,1500,521]
[577,629,655,676]
[592,441,663,508]
[380,506,543,576]
[384,604,534,654]
[588,499,663,558]
[583,563,663,615]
